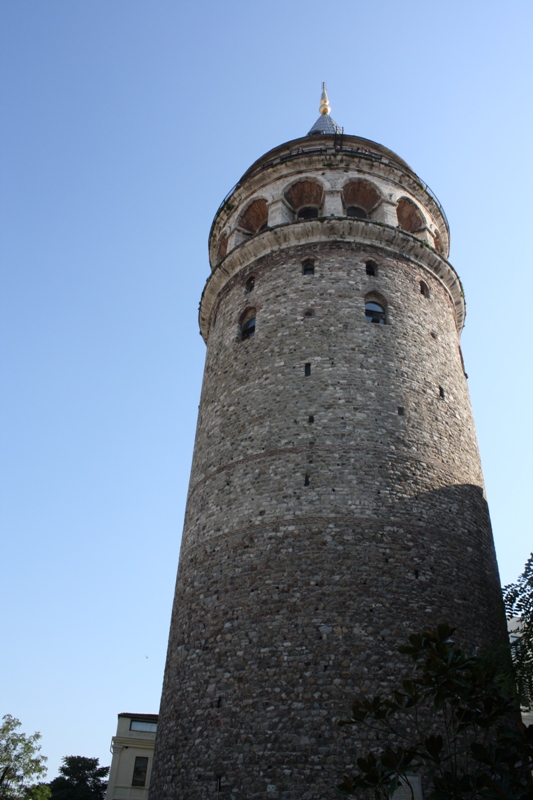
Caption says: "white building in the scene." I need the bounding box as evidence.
[106,713,158,800]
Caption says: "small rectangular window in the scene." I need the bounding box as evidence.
[439,386,445,399]
[130,720,157,732]
[304,363,311,377]
[308,415,314,423]
[132,757,149,787]
[398,407,404,416]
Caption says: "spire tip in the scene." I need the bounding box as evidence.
[319,82,331,115]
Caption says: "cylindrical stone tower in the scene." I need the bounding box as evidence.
[150,88,506,799]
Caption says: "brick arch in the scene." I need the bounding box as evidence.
[342,179,381,214]
[238,198,268,234]
[397,196,425,233]
[364,289,388,308]
[283,180,324,213]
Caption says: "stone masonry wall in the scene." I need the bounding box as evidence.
[149,239,506,800]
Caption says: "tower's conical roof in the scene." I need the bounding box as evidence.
[308,83,342,136]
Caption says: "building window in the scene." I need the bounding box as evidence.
[246,276,255,293]
[130,720,157,732]
[284,180,324,220]
[297,206,319,220]
[346,206,368,219]
[365,301,386,324]
[342,178,381,218]
[132,757,149,787]
[420,280,430,298]
[302,260,315,275]
[241,317,255,340]
[365,261,377,276]
[397,196,425,233]
[238,198,268,235]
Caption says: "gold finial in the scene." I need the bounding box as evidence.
[319,82,331,115]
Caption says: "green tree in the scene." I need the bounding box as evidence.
[49,757,108,800]
[0,716,47,800]
[22,785,50,800]
[338,624,533,800]
[504,552,533,710]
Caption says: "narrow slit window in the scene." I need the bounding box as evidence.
[366,261,377,276]
[439,386,445,399]
[132,757,149,788]
[365,301,386,324]
[308,415,314,423]
[398,407,404,416]
[304,363,311,377]
[246,276,255,293]
[304,474,310,486]
[420,280,430,298]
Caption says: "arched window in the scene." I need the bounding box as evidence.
[297,206,319,220]
[238,198,268,235]
[346,206,368,219]
[420,280,430,298]
[284,180,324,220]
[302,260,315,275]
[397,197,425,233]
[366,261,377,276]
[342,179,381,217]
[239,309,256,341]
[246,276,255,293]
[365,301,386,325]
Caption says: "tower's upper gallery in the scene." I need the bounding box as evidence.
[202,90,461,342]
[209,88,449,270]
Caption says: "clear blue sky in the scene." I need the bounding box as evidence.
[1,0,532,781]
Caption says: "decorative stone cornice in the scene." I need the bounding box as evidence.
[199,219,465,342]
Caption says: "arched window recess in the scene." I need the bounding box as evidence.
[365,295,387,325]
[237,198,268,236]
[343,179,381,219]
[397,197,425,234]
[284,180,324,222]
[239,308,256,341]
[297,206,319,220]
[346,206,368,219]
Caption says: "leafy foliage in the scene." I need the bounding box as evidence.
[22,785,51,800]
[49,758,108,800]
[504,552,533,710]
[338,623,533,800]
[0,716,47,800]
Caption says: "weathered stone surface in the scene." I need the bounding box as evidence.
[149,135,506,800]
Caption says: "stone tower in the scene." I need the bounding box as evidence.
[150,86,506,799]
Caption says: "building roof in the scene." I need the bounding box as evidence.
[307,82,342,136]
[307,113,342,136]
[118,712,159,721]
